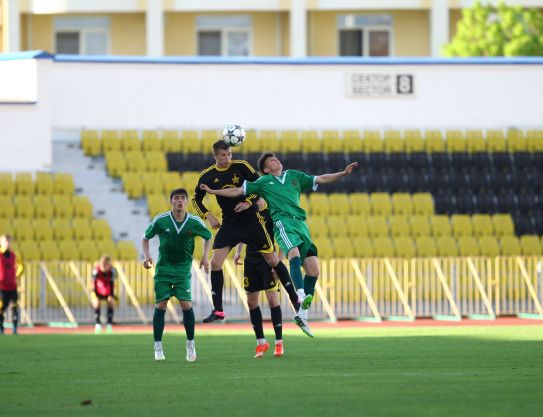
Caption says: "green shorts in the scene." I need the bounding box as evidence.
[154,273,192,303]
[273,217,317,262]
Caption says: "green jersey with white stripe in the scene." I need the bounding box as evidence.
[144,211,212,277]
[243,170,317,221]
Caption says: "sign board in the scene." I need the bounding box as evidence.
[346,73,414,98]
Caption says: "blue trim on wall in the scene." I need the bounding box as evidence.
[0,51,53,61]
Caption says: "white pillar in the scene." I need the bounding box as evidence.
[5,0,21,52]
[146,0,164,56]
[431,0,449,57]
[290,0,307,57]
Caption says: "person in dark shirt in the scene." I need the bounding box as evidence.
[91,255,117,334]
[0,234,23,335]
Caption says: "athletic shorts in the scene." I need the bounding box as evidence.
[213,213,274,254]
[273,217,318,262]
[0,290,18,309]
[92,292,112,302]
[154,273,192,303]
[243,255,279,293]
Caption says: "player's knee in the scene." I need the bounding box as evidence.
[246,293,259,309]
[155,300,168,309]
[266,292,279,308]
[180,300,192,310]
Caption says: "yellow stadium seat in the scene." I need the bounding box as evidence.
[54,173,75,195]
[349,193,371,215]
[332,237,355,258]
[328,193,351,216]
[313,238,334,259]
[117,240,139,260]
[306,216,328,239]
[258,130,280,152]
[404,130,424,152]
[12,218,33,241]
[520,235,542,256]
[384,130,404,153]
[72,218,93,240]
[0,196,15,219]
[415,236,437,257]
[466,130,486,152]
[35,173,54,195]
[301,132,322,153]
[78,240,99,261]
[437,236,458,256]
[101,130,122,152]
[389,215,411,237]
[492,214,515,237]
[479,236,500,257]
[486,130,506,152]
[162,130,182,152]
[15,173,34,195]
[81,130,101,156]
[146,151,167,172]
[472,214,493,237]
[32,219,53,241]
[59,240,81,260]
[105,151,126,178]
[500,235,521,255]
[142,131,161,152]
[458,236,480,256]
[431,215,452,237]
[0,219,13,235]
[373,236,395,257]
[409,215,431,237]
[52,195,74,218]
[363,131,383,153]
[327,215,349,238]
[412,193,435,215]
[181,171,200,193]
[147,195,169,218]
[299,194,309,215]
[308,194,330,216]
[52,218,73,240]
[123,172,144,199]
[278,130,301,153]
[125,151,146,172]
[353,237,374,257]
[451,214,473,237]
[322,130,343,152]
[506,129,526,152]
[19,241,40,261]
[394,237,416,258]
[424,130,445,152]
[73,195,93,218]
[34,195,54,219]
[391,193,413,215]
[346,216,369,237]
[370,192,392,215]
[445,130,466,153]
[526,130,543,152]
[120,130,140,152]
[0,173,14,196]
[368,216,389,237]
[343,130,362,153]
[14,195,33,218]
[40,240,60,261]
[160,172,182,194]
[92,219,112,241]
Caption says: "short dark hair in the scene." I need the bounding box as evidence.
[258,152,275,173]
[169,188,188,201]
[212,140,230,154]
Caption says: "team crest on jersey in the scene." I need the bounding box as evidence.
[165,228,171,233]
[213,178,220,183]
[232,174,240,184]
[291,180,298,186]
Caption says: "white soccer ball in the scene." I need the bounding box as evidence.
[222,124,246,147]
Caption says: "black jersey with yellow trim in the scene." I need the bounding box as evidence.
[192,160,260,224]
[245,209,275,258]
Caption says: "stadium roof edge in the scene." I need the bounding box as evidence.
[1,51,543,65]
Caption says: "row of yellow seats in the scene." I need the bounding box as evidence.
[307,213,515,239]
[147,194,220,219]
[0,218,112,242]
[16,239,138,261]
[105,151,167,177]
[81,128,543,156]
[0,172,74,196]
[0,195,93,219]
[314,234,542,259]
[123,171,201,199]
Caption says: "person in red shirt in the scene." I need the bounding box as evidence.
[91,255,117,334]
[0,234,23,335]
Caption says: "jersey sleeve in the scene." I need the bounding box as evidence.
[191,216,213,240]
[292,170,318,192]
[144,219,158,240]
[238,162,260,206]
[192,171,211,219]
[242,177,263,196]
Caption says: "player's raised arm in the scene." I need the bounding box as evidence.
[315,162,358,184]
[199,183,244,198]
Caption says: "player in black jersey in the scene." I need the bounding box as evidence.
[193,140,302,326]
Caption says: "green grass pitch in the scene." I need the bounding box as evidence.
[2,326,542,417]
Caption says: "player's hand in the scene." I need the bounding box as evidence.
[233,252,243,265]
[143,258,153,269]
[344,162,358,175]
[200,257,209,273]
[206,213,221,229]
[199,184,214,194]
[234,201,251,213]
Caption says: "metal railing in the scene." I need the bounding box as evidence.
[15,257,543,326]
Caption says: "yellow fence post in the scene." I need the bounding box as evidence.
[68,262,94,304]
[432,259,462,321]
[515,257,543,319]
[350,259,382,322]
[40,262,78,326]
[384,259,415,320]
[113,262,149,324]
[466,258,495,319]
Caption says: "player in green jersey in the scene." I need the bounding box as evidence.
[142,188,212,362]
[199,153,357,336]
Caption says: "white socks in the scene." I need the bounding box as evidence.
[257,338,267,346]
[154,341,163,350]
[187,339,195,348]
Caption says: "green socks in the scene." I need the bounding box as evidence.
[289,256,304,290]
[153,308,166,342]
[182,308,195,341]
[304,276,318,297]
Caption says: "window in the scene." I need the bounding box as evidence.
[196,16,251,56]
[54,17,110,55]
[338,15,392,57]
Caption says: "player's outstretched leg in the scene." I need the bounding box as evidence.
[153,307,166,361]
[203,270,226,323]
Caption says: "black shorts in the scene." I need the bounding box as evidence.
[0,290,18,309]
[243,255,279,293]
[94,292,111,301]
[213,213,274,254]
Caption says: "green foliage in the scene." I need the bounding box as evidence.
[444,1,543,56]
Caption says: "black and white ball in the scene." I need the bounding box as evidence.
[222,124,246,147]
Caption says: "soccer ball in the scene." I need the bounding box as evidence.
[222,124,246,147]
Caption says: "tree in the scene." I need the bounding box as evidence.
[444,1,543,56]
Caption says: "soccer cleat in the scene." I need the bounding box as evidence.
[106,324,113,334]
[186,342,197,362]
[154,347,166,361]
[274,342,284,357]
[301,294,313,310]
[202,309,225,323]
[94,323,102,334]
[254,341,270,358]
[293,315,314,338]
